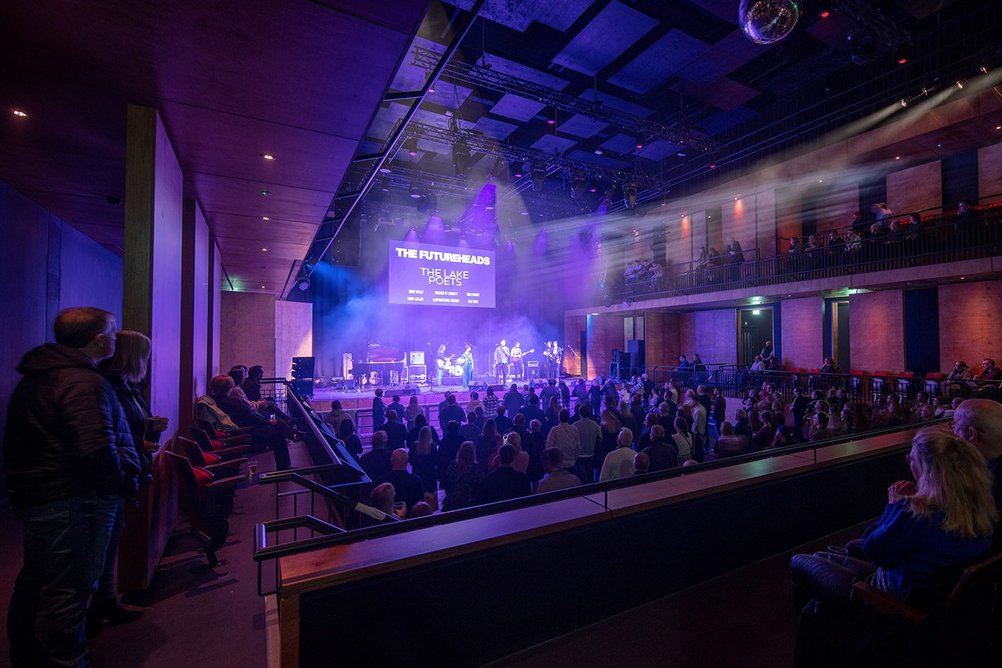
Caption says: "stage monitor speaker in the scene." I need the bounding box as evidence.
[409,351,425,365]
[627,340,645,374]
[291,378,313,397]
[292,356,315,380]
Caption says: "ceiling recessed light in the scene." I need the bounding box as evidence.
[260,190,271,196]
[261,153,276,160]
[960,276,966,280]
[378,167,392,174]
[677,151,687,157]
[819,10,830,18]
[996,126,1002,131]
[12,109,27,117]
[818,179,823,183]
[709,163,716,169]
[895,156,901,160]
[594,148,603,155]
[262,216,270,221]
[260,284,266,289]
[635,143,644,150]
[261,247,268,252]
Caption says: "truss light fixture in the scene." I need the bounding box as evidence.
[819,10,830,19]
[260,190,270,197]
[405,136,419,156]
[452,141,471,177]
[594,148,603,156]
[262,216,270,221]
[531,162,547,192]
[12,109,27,117]
[261,153,276,160]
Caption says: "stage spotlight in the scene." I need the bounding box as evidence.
[409,181,423,199]
[296,276,311,291]
[531,162,547,192]
[624,181,638,209]
[404,136,419,157]
[452,141,471,176]
[847,27,877,66]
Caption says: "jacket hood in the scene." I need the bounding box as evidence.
[17,343,97,376]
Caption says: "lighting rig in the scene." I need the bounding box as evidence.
[412,45,715,153]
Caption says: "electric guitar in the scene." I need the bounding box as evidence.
[510,348,534,363]
[436,355,455,370]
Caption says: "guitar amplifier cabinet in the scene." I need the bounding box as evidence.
[407,364,427,381]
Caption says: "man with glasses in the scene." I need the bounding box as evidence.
[952,399,1002,545]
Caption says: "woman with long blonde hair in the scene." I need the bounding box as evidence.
[792,427,996,622]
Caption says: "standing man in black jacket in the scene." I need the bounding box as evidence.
[3,307,141,667]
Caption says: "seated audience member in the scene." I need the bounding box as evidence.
[752,410,774,450]
[715,421,751,457]
[545,408,579,471]
[368,482,398,518]
[338,419,362,458]
[951,399,1002,540]
[475,444,531,504]
[976,357,1002,381]
[790,428,996,662]
[600,428,636,481]
[537,448,583,493]
[375,449,425,515]
[733,409,753,439]
[441,442,482,512]
[359,431,392,481]
[642,425,678,472]
[633,451,651,476]
[210,374,292,469]
[373,410,406,451]
[439,393,466,431]
[809,412,833,442]
[502,383,524,415]
[323,400,354,436]
[240,364,294,422]
[410,501,433,518]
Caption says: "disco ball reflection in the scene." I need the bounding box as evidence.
[739,0,801,45]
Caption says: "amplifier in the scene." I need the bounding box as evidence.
[526,360,540,368]
[409,351,425,365]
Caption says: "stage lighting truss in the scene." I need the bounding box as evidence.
[412,45,715,153]
[833,0,913,61]
[401,120,666,191]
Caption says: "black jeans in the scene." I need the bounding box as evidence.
[8,492,119,667]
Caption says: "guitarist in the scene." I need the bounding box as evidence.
[434,344,453,387]
[510,341,534,381]
[493,339,510,385]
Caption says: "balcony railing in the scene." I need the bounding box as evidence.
[611,204,1002,302]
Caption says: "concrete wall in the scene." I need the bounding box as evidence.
[850,290,905,372]
[780,297,824,370]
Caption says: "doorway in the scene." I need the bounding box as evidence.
[824,299,850,372]
[738,306,775,366]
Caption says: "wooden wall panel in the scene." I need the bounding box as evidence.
[978,141,1002,202]
[886,160,942,216]
[644,311,680,368]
